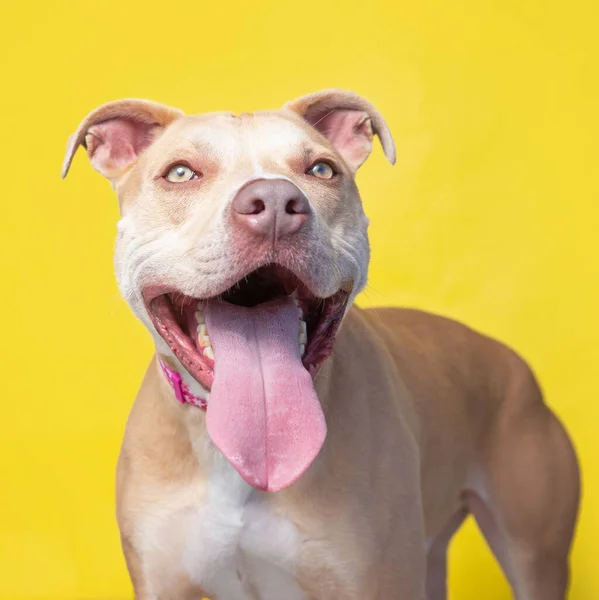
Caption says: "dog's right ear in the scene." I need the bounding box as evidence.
[61,99,184,181]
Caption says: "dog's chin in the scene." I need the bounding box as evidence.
[142,264,350,390]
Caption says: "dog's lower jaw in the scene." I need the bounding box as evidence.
[154,337,211,402]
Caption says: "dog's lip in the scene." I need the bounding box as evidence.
[142,284,186,305]
[141,265,351,306]
[146,293,215,390]
[141,264,277,305]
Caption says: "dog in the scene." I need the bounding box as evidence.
[62,89,580,600]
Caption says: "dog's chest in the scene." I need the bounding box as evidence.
[142,455,307,600]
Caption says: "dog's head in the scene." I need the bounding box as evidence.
[63,90,394,490]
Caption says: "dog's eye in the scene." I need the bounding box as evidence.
[307,161,335,179]
[165,164,197,183]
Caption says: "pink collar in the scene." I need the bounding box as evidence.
[159,359,207,410]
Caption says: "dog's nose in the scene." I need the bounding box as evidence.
[232,179,311,239]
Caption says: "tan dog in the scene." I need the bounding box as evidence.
[63,90,580,600]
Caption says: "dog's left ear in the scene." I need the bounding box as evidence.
[284,89,396,172]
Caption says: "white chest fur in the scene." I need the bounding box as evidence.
[139,451,307,600]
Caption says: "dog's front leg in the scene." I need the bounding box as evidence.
[121,535,210,600]
[121,535,153,599]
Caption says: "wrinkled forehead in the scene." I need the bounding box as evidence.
[150,111,326,166]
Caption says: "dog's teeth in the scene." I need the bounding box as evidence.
[299,320,308,345]
[196,300,203,311]
[203,346,214,360]
[197,324,211,347]
[298,307,304,319]
[290,291,299,306]
[299,343,306,356]
[196,310,205,325]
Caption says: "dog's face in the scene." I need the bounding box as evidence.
[63,90,394,490]
[63,90,394,392]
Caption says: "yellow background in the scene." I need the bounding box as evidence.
[1,0,597,597]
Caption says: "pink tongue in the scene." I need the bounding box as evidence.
[204,297,326,492]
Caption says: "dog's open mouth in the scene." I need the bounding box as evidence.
[145,265,348,387]
[143,264,348,492]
